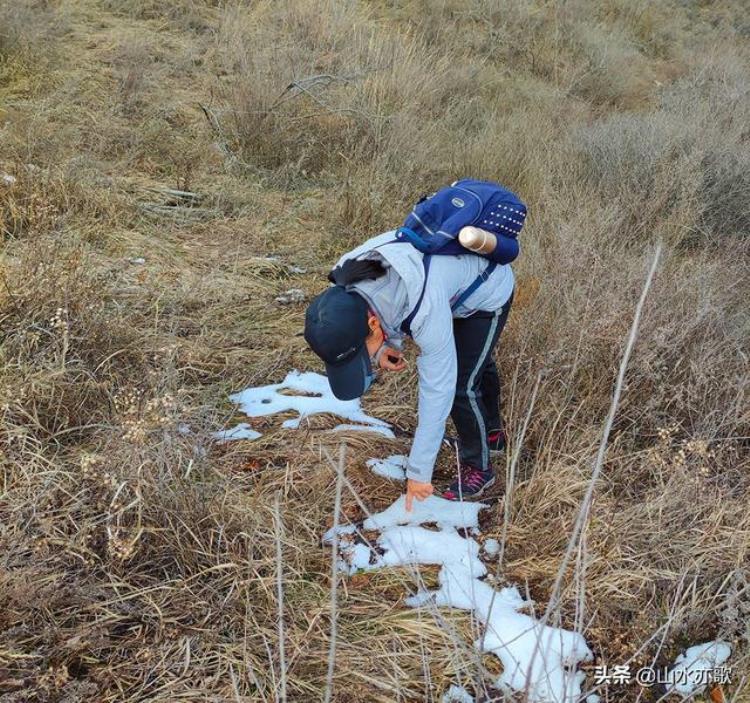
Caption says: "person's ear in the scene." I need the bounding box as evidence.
[367,313,381,336]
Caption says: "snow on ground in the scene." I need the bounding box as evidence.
[218,370,392,440]
[367,454,408,481]
[212,422,262,442]
[665,640,732,696]
[441,684,474,702]
[324,493,593,702]
[483,537,500,557]
[361,494,486,531]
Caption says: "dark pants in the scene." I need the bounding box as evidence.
[450,292,513,471]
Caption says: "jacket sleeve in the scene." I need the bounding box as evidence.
[405,287,457,484]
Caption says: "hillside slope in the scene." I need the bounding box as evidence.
[1,1,749,701]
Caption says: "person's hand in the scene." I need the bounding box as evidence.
[379,347,407,372]
[405,478,433,512]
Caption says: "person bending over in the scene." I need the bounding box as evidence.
[304,230,514,511]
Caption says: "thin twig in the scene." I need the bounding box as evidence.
[269,71,371,111]
[498,370,543,568]
[273,490,287,703]
[323,444,345,703]
[478,370,541,659]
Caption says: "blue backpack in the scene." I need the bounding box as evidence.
[397,179,527,334]
[397,178,526,263]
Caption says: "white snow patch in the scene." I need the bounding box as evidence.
[324,493,592,702]
[484,538,500,557]
[362,494,486,531]
[227,370,390,435]
[441,684,474,702]
[383,525,486,576]
[1,172,17,185]
[665,640,732,696]
[212,422,262,442]
[367,454,407,481]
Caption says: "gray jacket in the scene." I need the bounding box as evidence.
[335,231,514,484]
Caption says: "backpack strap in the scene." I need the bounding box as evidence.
[450,261,497,312]
[399,258,497,337]
[395,226,431,252]
[401,254,497,337]
[400,254,432,336]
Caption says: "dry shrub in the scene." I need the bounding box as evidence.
[0,162,119,241]
[574,48,750,244]
[596,0,681,59]
[0,239,149,442]
[214,0,575,238]
[369,0,661,107]
[215,1,450,179]
[0,1,64,60]
[99,0,220,32]
[566,20,655,107]
[0,0,69,97]
[108,39,155,117]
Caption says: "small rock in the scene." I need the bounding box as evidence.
[128,257,146,265]
[1,172,16,185]
[275,288,305,305]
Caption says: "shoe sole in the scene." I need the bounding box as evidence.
[444,475,496,501]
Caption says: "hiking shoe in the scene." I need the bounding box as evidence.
[442,464,496,501]
[488,429,506,454]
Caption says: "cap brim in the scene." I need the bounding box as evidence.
[325,346,371,401]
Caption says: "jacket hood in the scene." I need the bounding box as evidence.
[334,231,426,338]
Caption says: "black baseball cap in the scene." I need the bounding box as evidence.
[304,286,373,400]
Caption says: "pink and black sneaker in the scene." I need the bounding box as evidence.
[488,429,506,454]
[442,464,496,501]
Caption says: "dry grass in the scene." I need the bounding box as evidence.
[1,0,749,701]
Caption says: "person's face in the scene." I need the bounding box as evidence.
[365,313,386,360]
[364,313,407,373]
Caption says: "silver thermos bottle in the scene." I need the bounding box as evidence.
[458,226,497,254]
